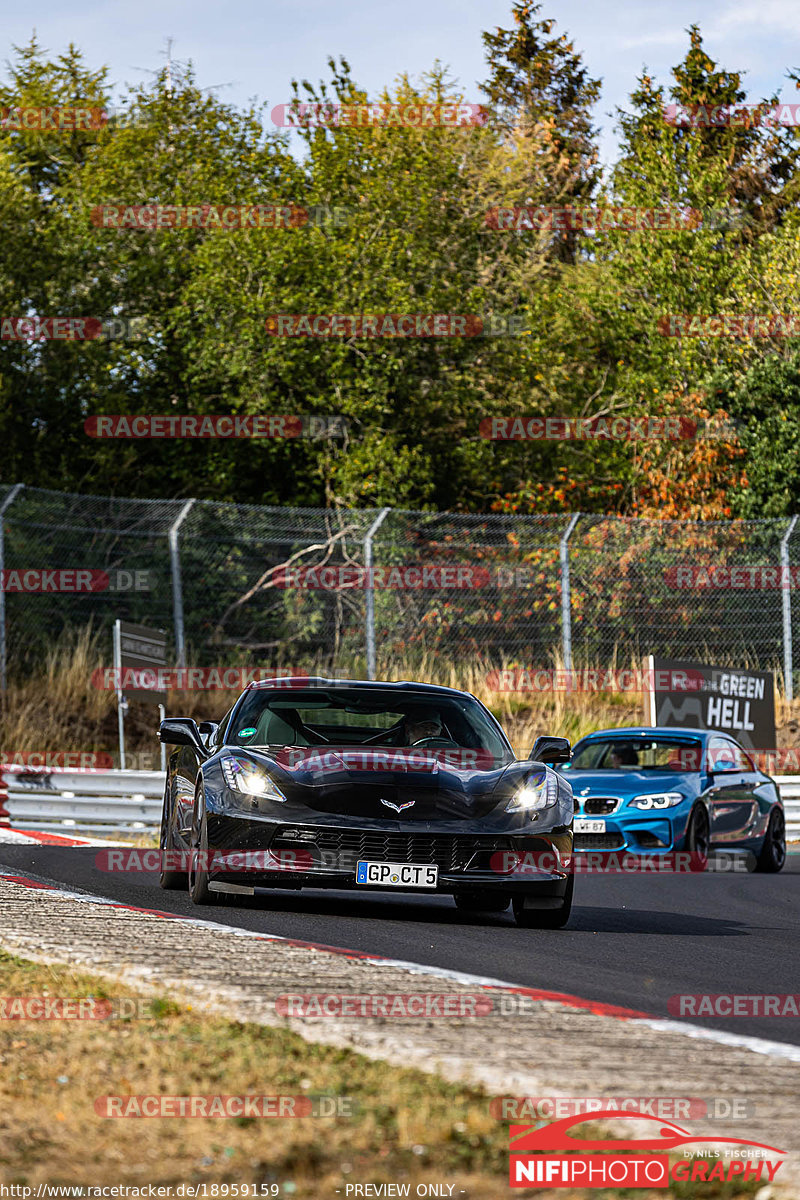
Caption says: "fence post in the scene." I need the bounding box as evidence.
[781,515,798,703]
[560,513,581,672]
[169,499,196,668]
[0,484,25,692]
[364,507,391,680]
[113,618,126,770]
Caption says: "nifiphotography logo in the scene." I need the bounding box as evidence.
[508,1110,784,1188]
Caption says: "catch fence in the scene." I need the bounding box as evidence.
[0,484,797,695]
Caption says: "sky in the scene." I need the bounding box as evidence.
[4,0,800,164]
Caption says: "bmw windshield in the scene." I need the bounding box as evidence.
[566,737,703,771]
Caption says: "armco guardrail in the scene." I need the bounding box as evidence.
[0,774,9,827]
[778,776,800,838]
[1,764,798,839]
[0,765,163,834]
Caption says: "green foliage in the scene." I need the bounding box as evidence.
[710,351,800,516]
[0,20,798,519]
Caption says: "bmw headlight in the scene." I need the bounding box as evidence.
[221,755,286,802]
[505,769,558,814]
[629,792,684,810]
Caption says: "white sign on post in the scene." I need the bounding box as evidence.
[113,620,168,770]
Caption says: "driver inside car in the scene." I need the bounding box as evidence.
[402,709,444,746]
[609,743,639,768]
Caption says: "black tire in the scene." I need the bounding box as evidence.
[513,874,574,929]
[188,799,221,905]
[454,892,510,914]
[685,804,710,859]
[755,808,786,874]
[159,785,186,890]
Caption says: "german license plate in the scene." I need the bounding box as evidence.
[574,818,606,833]
[356,860,438,888]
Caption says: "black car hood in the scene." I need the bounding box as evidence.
[230,748,541,820]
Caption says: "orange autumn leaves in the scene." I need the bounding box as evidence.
[630,393,747,519]
[491,391,746,518]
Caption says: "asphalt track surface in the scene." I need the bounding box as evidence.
[1,842,799,1048]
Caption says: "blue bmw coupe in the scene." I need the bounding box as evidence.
[557,726,785,871]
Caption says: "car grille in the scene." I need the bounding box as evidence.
[273,829,552,874]
[582,796,621,815]
[574,833,625,850]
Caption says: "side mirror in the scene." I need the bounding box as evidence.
[198,720,219,747]
[159,718,209,758]
[529,735,571,765]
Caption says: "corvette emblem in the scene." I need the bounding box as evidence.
[380,798,415,813]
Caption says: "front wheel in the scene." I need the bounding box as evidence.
[685,804,710,859]
[188,800,221,905]
[755,808,786,873]
[159,785,186,890]
[513,875,574,929]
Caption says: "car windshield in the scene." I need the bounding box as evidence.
[226,687,512,764]
[566,737,703,771]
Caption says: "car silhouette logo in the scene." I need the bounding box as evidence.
[380,798,415,813]
[509,1111,785,1156]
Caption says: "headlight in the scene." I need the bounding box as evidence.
[505,769,558,814]
[629,792,684,810]
[221,755,286,802]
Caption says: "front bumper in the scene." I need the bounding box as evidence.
[203,812,573,895]
[573,808,689,853]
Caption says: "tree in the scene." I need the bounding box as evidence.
[709,352,800,517]
[479,2,601,263]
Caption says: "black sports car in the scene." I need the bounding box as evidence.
[158,677,575,927]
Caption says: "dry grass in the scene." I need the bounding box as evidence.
[0,948,507,1192]
[1,626,117,753]
[381,650,648,757]
[2,630,798,766]
[380,649,800,761]
[0,950,761,1198]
